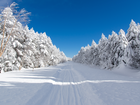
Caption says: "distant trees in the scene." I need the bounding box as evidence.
[73,20,140,69]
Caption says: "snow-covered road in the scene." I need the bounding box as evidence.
[0,61,140,105]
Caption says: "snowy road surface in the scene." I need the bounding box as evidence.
[0,61,140,105]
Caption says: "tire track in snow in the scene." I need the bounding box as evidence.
[69,66,82,105]
[26,63,106,105]
[68,64,105,105]
[60,68,67,105]
[1,62,140,105]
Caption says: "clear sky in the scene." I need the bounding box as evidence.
[1,0,140,58]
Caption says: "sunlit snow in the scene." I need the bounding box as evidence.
[0,62,140,105]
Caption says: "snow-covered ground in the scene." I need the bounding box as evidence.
[0,61,140,105]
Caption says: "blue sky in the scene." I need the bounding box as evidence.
[2,0,140,58]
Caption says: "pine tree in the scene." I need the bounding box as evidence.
[72,20,140,69]
[98,33,109,68]
[124,20,140,68]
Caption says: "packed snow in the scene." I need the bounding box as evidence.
[0,61,140,105]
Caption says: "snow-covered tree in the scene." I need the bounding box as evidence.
[0,2,67,72]
[87,40,97,64]
[124,20,140,68]
[73,20,140,70]
[98,33,109,68]
[0,2,30,57]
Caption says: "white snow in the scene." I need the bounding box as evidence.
[0,61,140,105]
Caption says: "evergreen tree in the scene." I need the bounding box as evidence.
[124,20,140,68]
[73,20,140,69]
